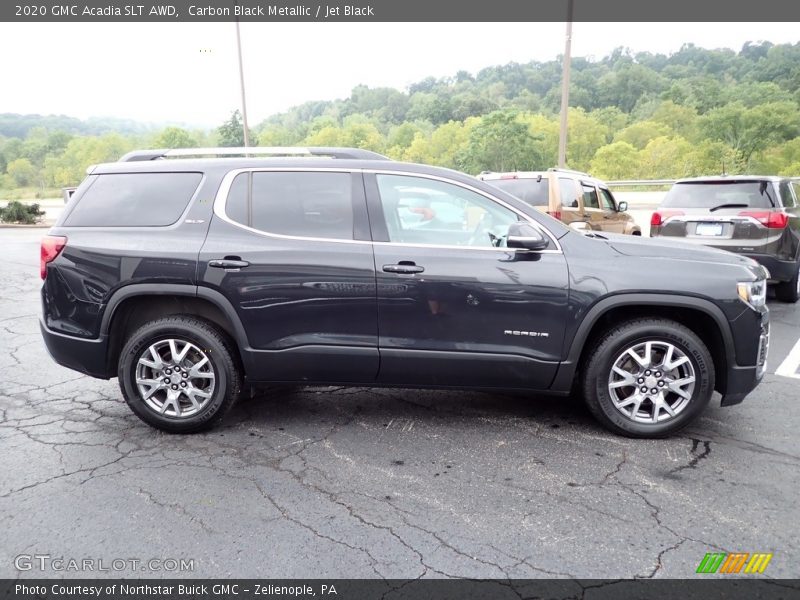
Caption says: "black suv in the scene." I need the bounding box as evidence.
[40,147,770,438]
[651,176,800,303]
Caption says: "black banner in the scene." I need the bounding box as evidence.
[4,0,800,22]
[3,580,800,600]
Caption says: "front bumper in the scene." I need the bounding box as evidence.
[720,319,769,407]
[39,319,111,379]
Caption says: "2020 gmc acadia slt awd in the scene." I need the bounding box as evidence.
[39,147,770,437]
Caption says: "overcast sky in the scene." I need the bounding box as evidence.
[1,22,798,128]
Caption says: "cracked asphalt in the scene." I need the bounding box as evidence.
[1,228,799,579]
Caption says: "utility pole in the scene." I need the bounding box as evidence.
[235,16,251,147]
[557,0,574,168]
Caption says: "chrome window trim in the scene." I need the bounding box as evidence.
[212,167,563,253]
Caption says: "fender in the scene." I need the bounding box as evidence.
[550,293,734,393]
[100,283,251,350]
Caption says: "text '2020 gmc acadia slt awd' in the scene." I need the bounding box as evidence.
[40,147,770,437]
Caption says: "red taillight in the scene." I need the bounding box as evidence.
[651,210,684,227]
[40,235,67,280]
[738,210,789,229]
[547,210,561,220]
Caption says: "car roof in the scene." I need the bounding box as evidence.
[480,170,609,187]
[674,175,787,184]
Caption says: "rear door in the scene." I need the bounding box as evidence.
[198,168,379,383]
[366,171,569,390]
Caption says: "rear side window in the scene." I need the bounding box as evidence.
[779,181,796,208]
[485,178,549,207]
[581,182,600,209]
[559,178,579,208]
[662,181,778,209]
[233,171,354,240]
[64,172,201,227]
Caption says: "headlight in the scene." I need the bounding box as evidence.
[737,279,767,309]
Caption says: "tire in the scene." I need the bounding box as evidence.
[581,318,714,438]
[775,262,800,303]
[118,316,242,433]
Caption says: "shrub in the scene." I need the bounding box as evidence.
[0,201,45,224]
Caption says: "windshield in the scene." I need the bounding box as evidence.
[485,178,549,207]
[662,181,776,209]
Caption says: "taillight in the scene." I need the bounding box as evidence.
[40,235,67,280]
[547,210,562,220]
[738,211,789,229]
[651,210,684,227]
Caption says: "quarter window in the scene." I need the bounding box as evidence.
[375,174,520,248]
[227,171,354,240]
[64,172,201,227]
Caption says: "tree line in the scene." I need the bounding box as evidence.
[2,41,800,198]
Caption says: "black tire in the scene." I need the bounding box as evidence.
[775,262,800,303]
[581,318,714,438]
[118,316,242,433]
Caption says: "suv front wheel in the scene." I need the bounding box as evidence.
[118,316,242,433]
[582,318,714,438]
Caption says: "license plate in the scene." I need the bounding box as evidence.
[696,222,723,236]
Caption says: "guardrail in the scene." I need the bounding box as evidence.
[608,177,800,187]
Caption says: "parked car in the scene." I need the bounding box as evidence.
[40,147,768,438]
[651,176,800,303]
[479,168,641,235]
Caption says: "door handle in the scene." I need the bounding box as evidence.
[383,263,424,274]
[209,258,250,269]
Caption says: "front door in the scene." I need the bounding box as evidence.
[198,169,378,383]
[366,172,569,390]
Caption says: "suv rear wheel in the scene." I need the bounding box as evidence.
[775,262,800,303]
[118,316,242,433]
[581,318,714,437]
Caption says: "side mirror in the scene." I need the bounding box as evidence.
[507,223,549,251]
[617,201,628,212]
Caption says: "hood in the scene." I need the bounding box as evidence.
[594,232,764,273]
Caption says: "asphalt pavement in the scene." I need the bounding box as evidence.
[1,228,798,579]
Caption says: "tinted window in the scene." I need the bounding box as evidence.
[581,183,600,209]
[485,178,549,207]
[250,172,353,240]
[376,174,519,248]
[779,181,796,208]
[599,188,617,210]
[64,172,201,227]
[559,178,579,208]
[662,181,777,209]
[792,183,800,208]
[226,173,249,224]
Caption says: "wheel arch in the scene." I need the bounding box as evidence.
[102,285,251,376]
[552,294,733,395]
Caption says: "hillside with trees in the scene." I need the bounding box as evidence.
[2,41,800,198]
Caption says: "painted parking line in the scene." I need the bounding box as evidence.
[775,335,800,379]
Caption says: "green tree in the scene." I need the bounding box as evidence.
[154,127,198,148]
[614,120,672,149]
[590,141,639,180]
[459,111,539,173]
[6,158,36,186]
[216,110,258,147]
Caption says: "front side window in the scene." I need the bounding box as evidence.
[599,188,617,211]
[376,174,519,248]
[582,182,600,209]
[227,171,354,240]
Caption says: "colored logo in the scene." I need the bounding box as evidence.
[696,552,773,574]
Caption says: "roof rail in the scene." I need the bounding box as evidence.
[547,167,592,177]
[118,146,390,162]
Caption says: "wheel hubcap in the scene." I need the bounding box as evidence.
[607,340,696,424]
[135,338,216,418]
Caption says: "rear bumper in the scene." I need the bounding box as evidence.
[39,319,111,379]
[742,254,797,282]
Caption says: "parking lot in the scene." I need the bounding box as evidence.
[1,227,798,579]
